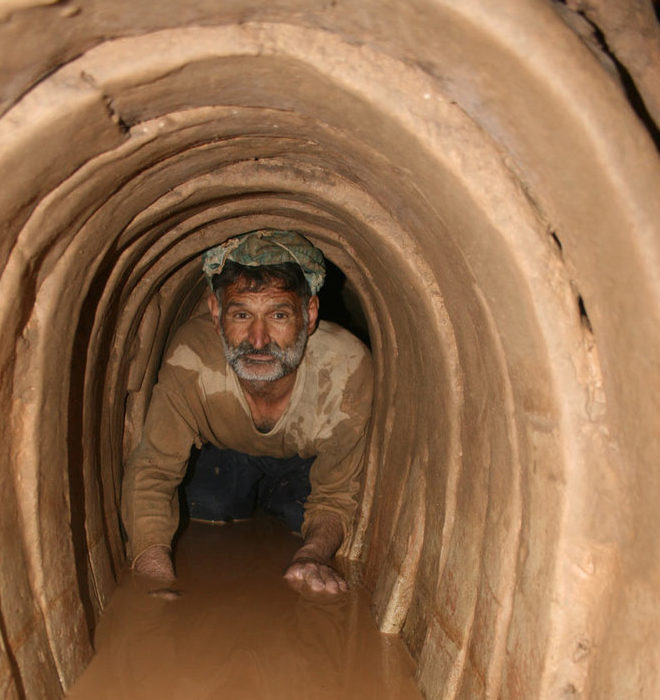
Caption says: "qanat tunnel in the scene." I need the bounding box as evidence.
[1,1,659,698]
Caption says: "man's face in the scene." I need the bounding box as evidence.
[208,281,318,383]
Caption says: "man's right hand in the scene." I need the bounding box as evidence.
[133,545,175,582]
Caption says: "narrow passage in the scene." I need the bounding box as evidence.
[67,519,421,699]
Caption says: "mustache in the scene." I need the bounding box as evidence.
[232,341,286,358]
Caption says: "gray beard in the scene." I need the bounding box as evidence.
[220,313,309,383]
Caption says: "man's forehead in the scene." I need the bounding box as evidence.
[222,283,302,307]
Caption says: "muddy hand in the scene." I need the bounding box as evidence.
[284,557,348,594]
[133,545,176,583]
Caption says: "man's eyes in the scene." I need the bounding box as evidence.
[230,311,290,320]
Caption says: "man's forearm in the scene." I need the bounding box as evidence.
[121,458,184,560]
[292,511,344,563]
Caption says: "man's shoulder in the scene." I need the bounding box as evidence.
[307,321,371,370]
[166,310,217,351]
[302,322,373,424]
[163,311,225,374]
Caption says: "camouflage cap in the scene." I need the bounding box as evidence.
[202,229,326,295]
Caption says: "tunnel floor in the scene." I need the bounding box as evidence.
[66,518,421,699]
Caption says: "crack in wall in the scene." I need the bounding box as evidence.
[554,0,660,149]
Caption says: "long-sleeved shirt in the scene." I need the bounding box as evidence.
[121,310,373,562]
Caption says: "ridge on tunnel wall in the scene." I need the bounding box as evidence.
[0,1,658,698]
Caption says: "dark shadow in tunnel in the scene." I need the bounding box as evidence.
[317,258,370,348]
[175,445,196,548]
[0,595,26,698]
[68,252,124,635]
[67,284,104,641]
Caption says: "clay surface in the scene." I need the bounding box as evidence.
[66,519,421,700]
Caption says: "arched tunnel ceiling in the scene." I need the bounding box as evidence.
[0,2,659,698]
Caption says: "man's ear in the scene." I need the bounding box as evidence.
[306,295,319,335]
[207,291,222,333]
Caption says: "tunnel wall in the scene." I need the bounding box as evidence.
[0,1,659,698]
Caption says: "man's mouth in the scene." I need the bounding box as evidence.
[243,353,275,363]
[238,346,280,364]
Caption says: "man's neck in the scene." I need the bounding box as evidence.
[239,371,298,433]
[238,370,297,402]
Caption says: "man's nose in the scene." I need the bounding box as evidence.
[248,317,270,349]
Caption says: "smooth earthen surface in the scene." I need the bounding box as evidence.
[0,1,658,698]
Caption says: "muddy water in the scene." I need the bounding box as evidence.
[67,519,422,699]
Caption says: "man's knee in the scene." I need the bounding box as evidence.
[184,446,261,521]
[258,456,314,531]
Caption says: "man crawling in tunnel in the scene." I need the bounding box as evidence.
[121,230,373,594]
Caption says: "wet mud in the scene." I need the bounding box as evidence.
[67,519,421,699]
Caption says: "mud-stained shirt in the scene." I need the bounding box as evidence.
[121,312,373,562]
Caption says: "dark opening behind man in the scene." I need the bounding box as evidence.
[121,230,373,593]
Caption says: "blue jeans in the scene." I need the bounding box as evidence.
[183,445,314,533]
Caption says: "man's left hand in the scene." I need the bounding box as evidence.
[285,512,347,594]
[284,557,348,594]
